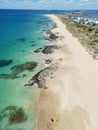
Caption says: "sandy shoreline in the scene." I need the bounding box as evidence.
[36,15,98,130]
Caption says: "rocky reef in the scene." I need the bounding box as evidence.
[24,66,58,88]
[44,30,58,41]
[11,62,37,74]
[0,73,20,79]
[31,44,36,47]
[34,45,59,54]
[42,45,59,54]
[0,59,13,67]
[0,61,37,79]
[0,106,27,125]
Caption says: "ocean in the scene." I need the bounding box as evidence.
[0,10,55,130]
[0,9,98,130]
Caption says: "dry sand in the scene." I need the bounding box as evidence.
[36,15,98,130]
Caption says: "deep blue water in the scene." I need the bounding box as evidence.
[82,10,98,19]
[0,9,98,15]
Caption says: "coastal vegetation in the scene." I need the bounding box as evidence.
[58,14,98,59]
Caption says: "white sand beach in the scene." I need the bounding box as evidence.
[36,15,98,130]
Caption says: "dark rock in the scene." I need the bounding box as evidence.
[45,60,52,64]
[16,38,26,42]
[22,74,27,78]
[44,86,48,89]
[34,47,43,53]
[56,32,59,34]
[0,61,37,80]
[0,106,27,125]
[11,62,37,74]
[0,73,20,79]
[51,118,54,122]
[42,45,59,54]
[49,33,58,40]
[44,30,58,41]
[0,59,13,67]
[24,66,57,88]
[34,45,59,54]
[9,108,27,124]
[5,106,17,111]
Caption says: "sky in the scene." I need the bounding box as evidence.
[0,0,98,10]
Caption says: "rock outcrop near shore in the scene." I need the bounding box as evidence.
[42,28,59,41]
[44,30,58,41]
[24,66,58,88]
[34,45,59,54]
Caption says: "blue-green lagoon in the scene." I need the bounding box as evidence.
[0,10,54,130]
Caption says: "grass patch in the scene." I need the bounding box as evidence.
[92,39,98,43]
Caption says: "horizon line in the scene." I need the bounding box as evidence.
[0,9,98,11]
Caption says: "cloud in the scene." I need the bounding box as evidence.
[0,0,98,9]
[77,0,98,7]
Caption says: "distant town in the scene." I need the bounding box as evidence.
[63,12,98,28]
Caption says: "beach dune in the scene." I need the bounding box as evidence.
[36,15,98,130]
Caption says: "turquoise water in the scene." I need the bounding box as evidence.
[0,11,54,130]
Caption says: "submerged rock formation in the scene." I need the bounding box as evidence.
[31,44,36,47]
[0,61,37,79]
[0,106,27,125]
[0,73,20,79]
[16,38,26,42]
[0,59,13,67]
[11,62,37,73]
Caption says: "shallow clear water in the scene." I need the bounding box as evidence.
[0,10,54,130]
